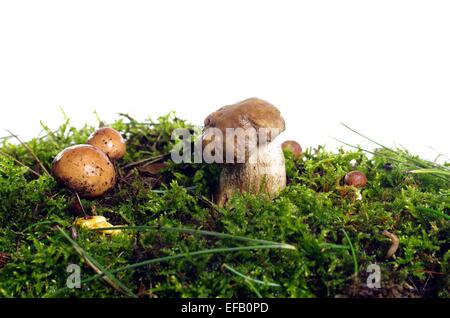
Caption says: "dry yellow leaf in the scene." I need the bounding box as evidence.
[74,216,122,235]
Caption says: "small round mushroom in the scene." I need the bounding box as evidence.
[281,140,302,159]
[344,170,367,201]
[87,127,126,160]
[52,144,116,198]
[344,170,367,188]
[202,97,287,207]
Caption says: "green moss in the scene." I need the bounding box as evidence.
[0,113,448,298]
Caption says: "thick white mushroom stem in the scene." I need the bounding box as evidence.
[215,141,286,207]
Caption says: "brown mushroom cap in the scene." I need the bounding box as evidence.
[52,144,116,198]
[202,98,285,161]
[204,97,285,137]
[344,170,367,188]
[87,127,126,160]
[281,140,302,159]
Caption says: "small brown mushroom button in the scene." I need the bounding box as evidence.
[344,171,367,188]
[87,127,126,160]
[202,97,287,207]
[281,140,303,159]
[343,170,367,201]
[52,144,116,198]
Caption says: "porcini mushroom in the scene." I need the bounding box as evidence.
[202,97,286,207]
[52,145,116,198]
[87,127,126,160]
[281,140,303,159]
[344,170,367,200]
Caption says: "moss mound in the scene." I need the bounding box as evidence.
[0,113,448,298]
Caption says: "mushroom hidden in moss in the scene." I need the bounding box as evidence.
[52,144,116,198]
[281,140,303,159]
[202,97,287,207]
[344,170,367,188]
[87,127,126,160]
[344,170,367,200]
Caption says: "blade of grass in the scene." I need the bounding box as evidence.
[340,122,394,153]
[0,149,41,177]
[151,190,167,194]
[98,244,294,277]
[246,280,263,298]
[95,225,348,251]
[22,220,60,233]
[74,192,87,216]
[150,186,197,193]
[331,136,418,169]
[342,229,359,277]
[416,207,450,221]
[222,263,280,287]
[408,169,450,177]
[333,133,449,181]
[339,123,440,170]
[320,242,351,250]
[123,154,168,169]
[52,243,295,296]
[93,225,297,249]
[39,121,60,144]
[57,227,137,298]
[330,136,378,156]
[6,129,50,176]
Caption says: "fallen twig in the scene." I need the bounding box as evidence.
[6,129,50,176]
[382,230,399,259]
[123,154,169,170]
[0,149,41,177]
[75,192,87,216]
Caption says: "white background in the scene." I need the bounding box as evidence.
[0,0,449,161]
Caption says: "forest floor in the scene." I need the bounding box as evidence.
[0,113,448,298]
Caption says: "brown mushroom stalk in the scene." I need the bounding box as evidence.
[202,98,287,207]
[382,230,399,259]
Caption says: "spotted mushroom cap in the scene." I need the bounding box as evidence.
[87,127,126,160]
[344,170,367,188]
[52,144,116,198]
[202,98,285,161]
